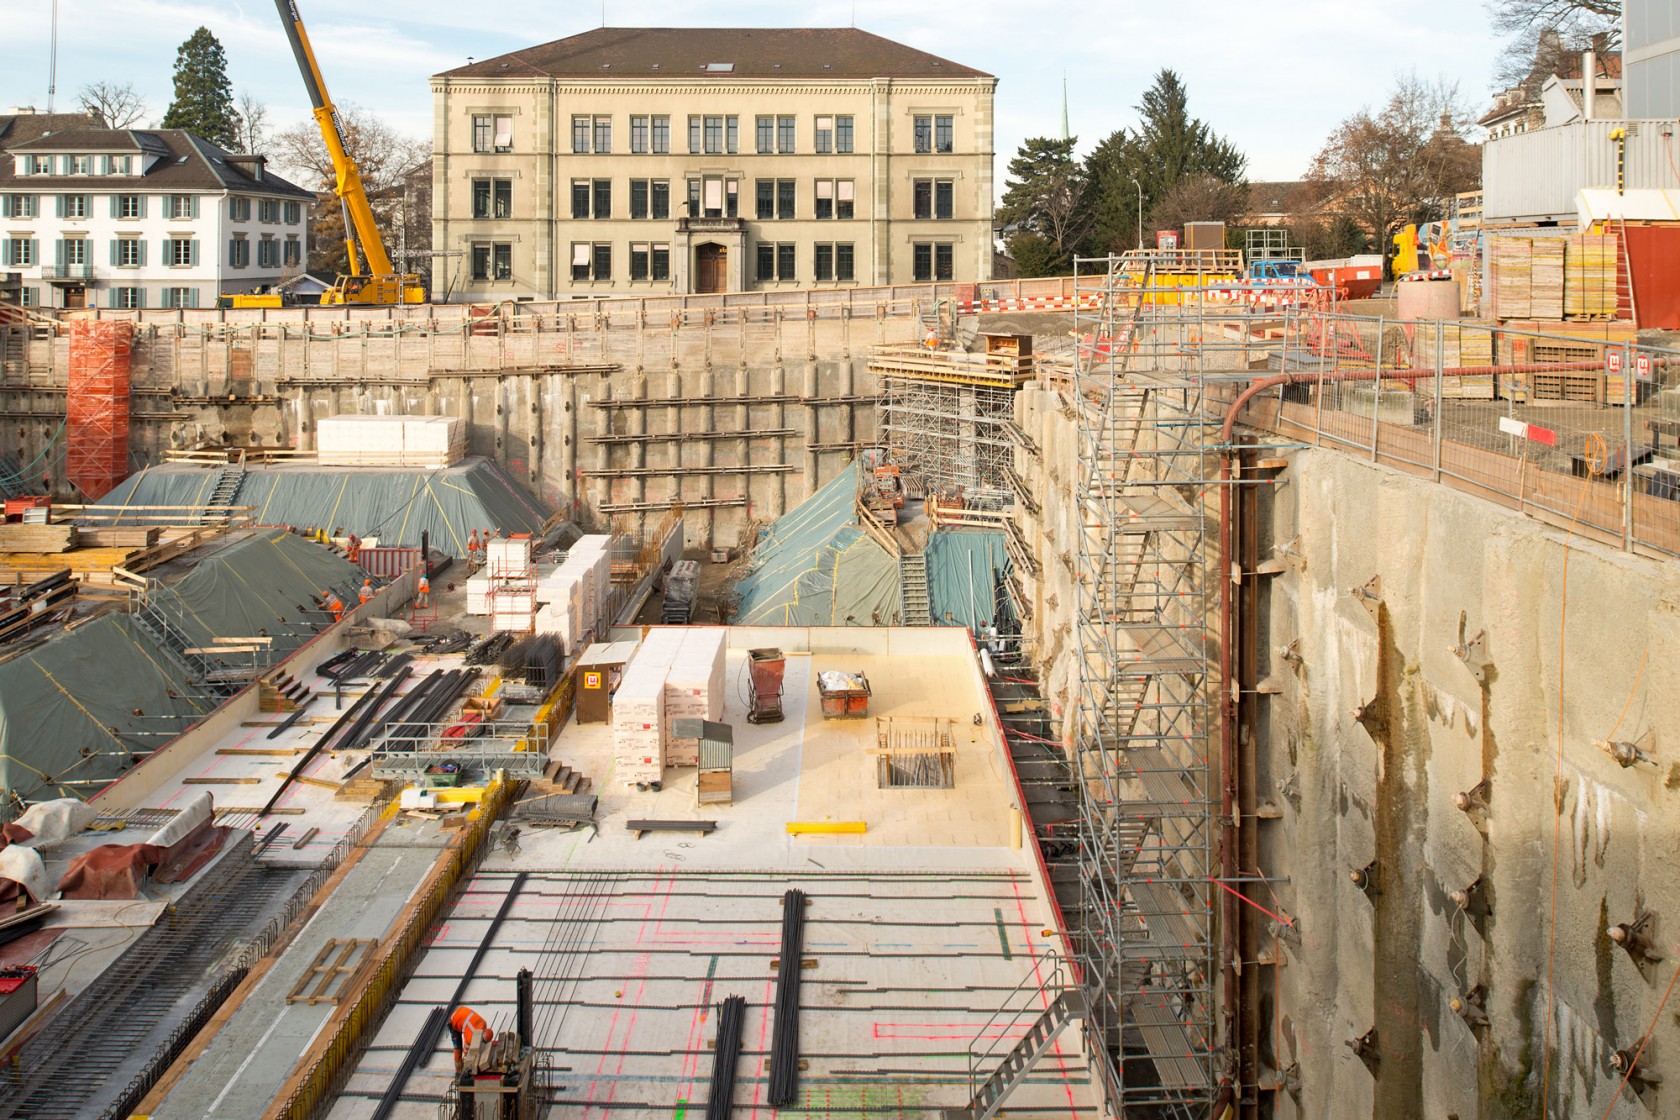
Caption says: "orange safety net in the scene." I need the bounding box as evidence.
[65,320,132,500]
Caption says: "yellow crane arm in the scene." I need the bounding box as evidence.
[273,0,397,280]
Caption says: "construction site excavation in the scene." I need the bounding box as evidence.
[2,136,1680,1120]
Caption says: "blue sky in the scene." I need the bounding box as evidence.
[3,0,1505,182]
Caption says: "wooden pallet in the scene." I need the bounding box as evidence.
[286,939,378,1005]
[1530,370,1605,404]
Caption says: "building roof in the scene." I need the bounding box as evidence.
[435,27,991,81]
[0,125,314,199]
[0,112,100,149]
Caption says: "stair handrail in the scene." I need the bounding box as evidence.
[964,948,1070,1105]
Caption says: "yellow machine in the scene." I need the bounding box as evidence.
[267,0,426,306]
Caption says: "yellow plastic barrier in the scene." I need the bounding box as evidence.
[785,821,867,835]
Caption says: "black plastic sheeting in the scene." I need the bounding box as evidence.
[98,457,554,554]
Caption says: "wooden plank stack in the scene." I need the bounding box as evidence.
[75,527,160,549]
[1530,240,1565,320]
[1492,238,1532,320]
[1565,235,1617,319]
[0,524,77,553]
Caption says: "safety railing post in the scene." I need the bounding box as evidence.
[1433,322,1444,483]
[1624,346,1635,551]
[1372,315,1385,461]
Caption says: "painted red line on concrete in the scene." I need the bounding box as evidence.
[1010,878,1081,1112]
[750,975,774,1119]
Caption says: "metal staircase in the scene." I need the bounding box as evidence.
[129,593,242,699]
[944,951,1087,1120]
[899,552,931,626]
[199,462,247,523]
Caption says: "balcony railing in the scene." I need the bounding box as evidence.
[40,264,95,283]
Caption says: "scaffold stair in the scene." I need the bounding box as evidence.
[199,463,247,523]
[900,553,931,626]
[945,986,1088,1120]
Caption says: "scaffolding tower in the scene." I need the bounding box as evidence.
[1067,256,1220,1114]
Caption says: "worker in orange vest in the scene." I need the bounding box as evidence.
[467,529,480,568]
[449,1005,493,1071]
[327,591,344,622]
[346,533,361,565]
[358,579,374,606]
[416,572,431,608]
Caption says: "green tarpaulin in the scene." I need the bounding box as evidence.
[924,531,1011,633]
[97,457,553,554]
[732,465,902,627]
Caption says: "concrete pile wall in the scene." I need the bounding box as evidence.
[1263,447,1680,1119]
[1,306,925,546]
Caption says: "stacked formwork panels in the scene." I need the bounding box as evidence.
[871,346,1031,504]
[664,627,727,765]
[609,626,726,780]
[535,534,614,650]
[65,320,132,500]
[1067,256,1219,1114]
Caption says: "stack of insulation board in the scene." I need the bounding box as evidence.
[534,536,614,648]
[1564,234,1617,319]
[663,628,727,766]
[486,534,536,631]
[314,415,466,468]
[612,651,669,786]
[1530,239,1565,320]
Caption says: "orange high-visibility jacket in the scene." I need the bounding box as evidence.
[450,1006,491,1049]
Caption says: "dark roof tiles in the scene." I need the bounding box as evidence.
[436,27,990,80]
[0,124,312,199]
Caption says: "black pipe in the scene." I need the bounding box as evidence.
[260,666,408,817]
[516,967,533,1046]
[705,994,746,1120]
[768,889,807,1106]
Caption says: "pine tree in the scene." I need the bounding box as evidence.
[161,27,241,149]
[1131,70,1246,201]
[997,137,1089,277]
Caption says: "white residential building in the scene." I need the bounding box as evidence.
[0,114,313,311]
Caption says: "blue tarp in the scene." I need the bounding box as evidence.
[924,531,1010,632]
[731,465,902,626]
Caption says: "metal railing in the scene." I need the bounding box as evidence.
[962,949,1073,1105]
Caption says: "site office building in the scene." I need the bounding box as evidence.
[0,115,312,311]
[430,28,996,300]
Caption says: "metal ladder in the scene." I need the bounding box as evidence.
[944,951,1087,1120]
[129,592,242,698]
[199,462,247,523]
[899,552,931,626]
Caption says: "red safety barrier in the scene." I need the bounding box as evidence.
[359,546,423,578]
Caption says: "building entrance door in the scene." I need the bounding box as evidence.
[63,287,86,310]
[695,244,726,294]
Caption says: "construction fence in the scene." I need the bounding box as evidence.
[1234,312,1680,559]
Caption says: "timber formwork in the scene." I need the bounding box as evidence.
[1067,257,1220,1115]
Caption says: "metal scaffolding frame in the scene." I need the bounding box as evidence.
[872,344,1032,506]
[1066,255,1221,1116]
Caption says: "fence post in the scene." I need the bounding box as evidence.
[1624,346,1635,551]
[1433,322,1445,483]
[1371,316,1384,462]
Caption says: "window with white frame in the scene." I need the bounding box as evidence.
[686,176,737,219]
[756,116,774,154]
[60,194,89,219]
[913,178,955,220]
[161,287,197,308]
[912,241,954,282]
[629,242,670,282]
[16,287,36,307]
[755,179,795,220]
[756,242,795,282]
[167,195,193,219]
[284,201,301,224]
[118,194,142,219]
[629,179,670,220]
[813,242,855,282]
[258,199,280,223]
[28,156,49,175]
[229,197,250,221]
[67,155,90,175]
[284,237,300,267]
[473,178,512,219]
[114,287,141,309]
[473,114,512,153]
[61,238,87,266]
[570,242,610,282]
[228,236,250,267]
[914,114,955,154]
[116,237,142,266]
[814,179,854,220]
[689,115,737,155]
[168,237,195,266]
[3,239,36,266]
[651,115,670,153]
[630,116,649,154]
[1,194,37,218]
[778,116,795,153]
[257,238,279,268]
[470,242,513,281]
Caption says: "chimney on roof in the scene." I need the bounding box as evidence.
[1582,49,1596,120]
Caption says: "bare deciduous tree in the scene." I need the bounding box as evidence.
[268,104,430,276]
[76,80,147,129]
[236,90,270,154]
[1309,75,1482,269]
[1487,0,1620,94]
[1146,174,1250,238]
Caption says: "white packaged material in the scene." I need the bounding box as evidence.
[466,575,491,615]
[315,415,466,468]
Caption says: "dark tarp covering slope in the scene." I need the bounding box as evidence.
[0,530,365,803]
[97,457,552,554]
[924,530,1010,632]
[731,464,901,626]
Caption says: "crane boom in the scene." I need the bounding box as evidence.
[272,0,422,304]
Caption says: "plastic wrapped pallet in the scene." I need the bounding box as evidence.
[466,575,491,615]
[613,656,668,785]
[486,535,533,571]
[663,627,726,765]
[315,415,465,468]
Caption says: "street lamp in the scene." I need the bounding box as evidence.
[1130,177,1143,250]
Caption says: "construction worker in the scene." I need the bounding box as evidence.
[416,571,431,609]
[449,1005,493,1072]
[358,579,374,606]
[467,529,480,568]
[327,590,345,623]
[347,533,361,565]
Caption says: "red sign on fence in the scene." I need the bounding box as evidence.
[1606,349,1623,376]
[1635,353,1654,382]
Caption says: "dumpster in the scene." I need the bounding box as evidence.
[816,670,871,719]
[747,648,786,724]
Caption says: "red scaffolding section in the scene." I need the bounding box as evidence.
[65,320,132,500]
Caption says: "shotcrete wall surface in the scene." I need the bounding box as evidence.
[1266,447,1680,1120]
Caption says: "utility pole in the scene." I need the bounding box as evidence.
[1130,177,1143,249]
[47,0,58,112]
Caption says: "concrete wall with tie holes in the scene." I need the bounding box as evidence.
[1261,447,1680,1120]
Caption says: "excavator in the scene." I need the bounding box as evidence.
[222,1,426,308]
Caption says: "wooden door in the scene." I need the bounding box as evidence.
[63,287,85,309]
[695,244,726,294]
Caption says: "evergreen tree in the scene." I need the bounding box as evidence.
[161,27,241,149]
[997,136,1089,277]
[1131,70,1247,203]
[1081,129,1144,255]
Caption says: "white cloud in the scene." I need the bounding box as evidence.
[0,0,1501,181]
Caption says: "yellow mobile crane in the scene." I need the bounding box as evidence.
[232,0,426,307]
